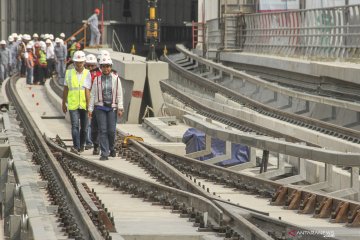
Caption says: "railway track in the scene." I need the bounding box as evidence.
[7,75,290,239]
[163,46,360,146]
[50,132,360,240]
[5,75,104,239]
[41,60,359,239]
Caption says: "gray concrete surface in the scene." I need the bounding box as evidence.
[220,51,360,85]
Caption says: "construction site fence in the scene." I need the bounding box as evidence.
[207,4,360,60]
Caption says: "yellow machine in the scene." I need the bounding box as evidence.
[145,0,160,60]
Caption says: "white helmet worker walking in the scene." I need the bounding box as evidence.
[73,51,86,62]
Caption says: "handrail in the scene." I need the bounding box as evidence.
[64,24,87,48]
[112,29,124,52]
[208,4,360,60]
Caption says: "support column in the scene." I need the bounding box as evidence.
[0,0,8,38]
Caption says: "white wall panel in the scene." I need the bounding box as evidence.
[199,0,218,21]
[306,0,345,9]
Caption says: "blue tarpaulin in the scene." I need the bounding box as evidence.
[182,128,249,166]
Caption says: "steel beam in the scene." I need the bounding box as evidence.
[183,114,360,166]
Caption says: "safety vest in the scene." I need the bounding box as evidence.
[69,43,77,59]
[39,50,47,66]
[65,68,89,110]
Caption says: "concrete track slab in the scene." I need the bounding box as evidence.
[190,176,360,240]
[16,79,70,139]
[220,51,360,86]
[75,174,222,240]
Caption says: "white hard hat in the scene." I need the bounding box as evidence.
[55,38,61,43]
[12,33,18,38]
[24,34,31,41]
[40,34,45,39]
[99,56,113,65]
[39,41,46,48]
[73,51,86,62]
[86,54,97,64]
[26,44,33,49]
[49,34,54,40]
[45,39,52,44]
[60,33,65,38]
[44,34,49,39]
[8,36,14,42]
[0,40,6,45]
[97,51,110,62]
[33,33,39,38]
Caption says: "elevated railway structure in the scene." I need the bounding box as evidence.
[1,1,360,240]
[0,46,359,239]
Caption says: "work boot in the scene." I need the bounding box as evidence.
[85,144,93,150]
[79,146,85,152]
[110,150,117,157]
[93,146,100,155]
[70,147,79,155]
[99,155,108,161]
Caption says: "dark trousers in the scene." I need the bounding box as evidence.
[20,59,26,76]
[33,65,40,84]
[95,108,117,157]
[46,59,55,78]
[39,66,47,84]
[69,109,88,150]
[91,111,99,147]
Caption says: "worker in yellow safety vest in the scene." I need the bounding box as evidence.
[62,51,92,154]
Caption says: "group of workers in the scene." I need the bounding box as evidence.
[0,32,82,85]
[62,49,124,160]
[0,8,121,160]
[0,7,101,85]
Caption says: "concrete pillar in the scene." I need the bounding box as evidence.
[147,61,168,117]
[116,60,147,124]
[0,0,8,39]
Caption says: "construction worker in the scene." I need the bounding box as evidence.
[24,44,34,84]
[59,33,67,56]
[34,42,47,85]
[68,37,77,57]
[84,54,100,151]
[59,33,66,41]
[0,40,11,83]
[7,36,17,76]
[54,38,67,85]
[45,39,55,78]
[87,8,101,46]
[88,56,123,160]
[62,51,92,154]
[33,33,39,42]
[18,34,30,77]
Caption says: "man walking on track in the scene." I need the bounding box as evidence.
[62,51,92,155]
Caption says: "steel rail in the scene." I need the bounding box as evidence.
[48,77,280,238]
[160,80,321,147]
[114,131,349,238]
[5,76,103,240]
[136,140,360,229]
[164,48,360,145]
[126,139,277,240]
[44,137,233,237]
[175,44,360,113]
